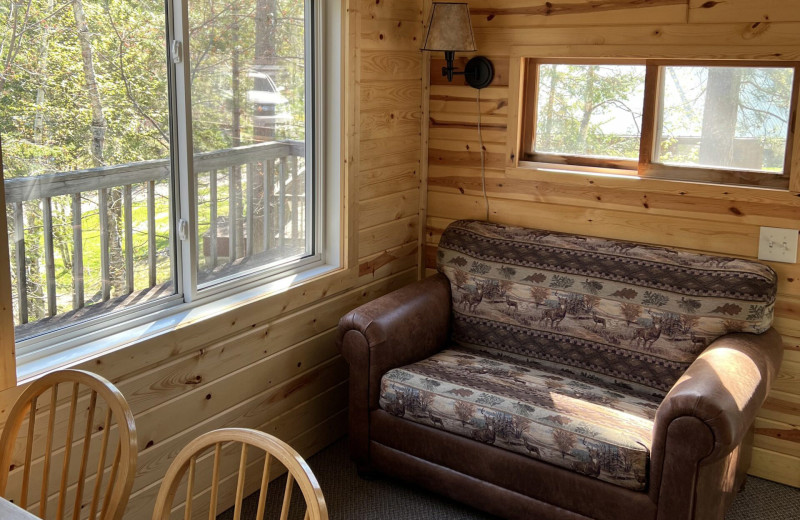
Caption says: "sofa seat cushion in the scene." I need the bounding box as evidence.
[379,346,662,491]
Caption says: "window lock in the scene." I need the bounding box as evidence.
[178,219,189,241]
[171,40,182,64]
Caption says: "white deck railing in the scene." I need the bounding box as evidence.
[5,140,306,326]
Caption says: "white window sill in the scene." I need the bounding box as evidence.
[15,262,341,383]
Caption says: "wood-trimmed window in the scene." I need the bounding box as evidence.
[520,58,800,189]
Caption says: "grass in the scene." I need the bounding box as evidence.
[11,160,304,325]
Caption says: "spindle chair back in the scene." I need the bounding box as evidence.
[0,369,137,520]
[151,428,327,520]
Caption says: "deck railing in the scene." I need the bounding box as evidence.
[5,140,306,327]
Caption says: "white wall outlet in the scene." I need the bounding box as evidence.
[758,227,799,263]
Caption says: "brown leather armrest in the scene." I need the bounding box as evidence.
[338,273,451,399]
[337,273,451,468]
[649,328,783,504]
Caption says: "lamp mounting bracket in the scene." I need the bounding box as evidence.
[464,56,494,90]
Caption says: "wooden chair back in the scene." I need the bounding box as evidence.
[151,428,328,520]
[0,369,137,520]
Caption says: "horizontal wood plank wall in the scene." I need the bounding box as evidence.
[0,1,424,518]
[425,0,800,488]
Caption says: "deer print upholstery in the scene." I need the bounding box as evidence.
[339,219,783,520]
[437,220,776,394]
[380,346,659,490]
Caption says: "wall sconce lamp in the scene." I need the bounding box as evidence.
[422,2,494,89]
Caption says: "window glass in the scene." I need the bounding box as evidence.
[656,66,794,172]
[0,0,327,362]
[0,0,174,340]
[535,64,646,160]
[189,0,311,287]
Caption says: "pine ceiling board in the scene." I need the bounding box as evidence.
[689,0,800,24]
[467,0,688,28]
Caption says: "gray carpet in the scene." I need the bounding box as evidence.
[219,438,800,520]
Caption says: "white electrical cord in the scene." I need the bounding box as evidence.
[477,88,489,221]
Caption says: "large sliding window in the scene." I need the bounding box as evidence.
[0,0,176,342]
[186,0,314,290]
[0,0,323,364]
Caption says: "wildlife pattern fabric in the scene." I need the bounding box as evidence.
[379,346,657,490]
[436,219,777,393]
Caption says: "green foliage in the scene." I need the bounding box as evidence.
[534,63,794,170]
[535,64,645,160]
[658,66,793,169]
[642,291,669,307]
[549,274,574,289]
[188,0,306,150]
[1,0,171,176]
[1,0,308,326]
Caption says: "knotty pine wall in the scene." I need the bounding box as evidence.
[0,1,425,518]
[424,0,800,487]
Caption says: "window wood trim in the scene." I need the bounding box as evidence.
[517,57,800,190]
[637,63,662,174]
[521,58,646,167]
[791,94,800,192]
[524,153,638,171]
[784,64,800,191]
[0,141,17,391]
[519,60,538,165]
[639,163,790,188]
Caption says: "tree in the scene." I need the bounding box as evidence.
[552,429,577,459]
[0,0,33,93]
[73,0,130,300]
[254,0,278,142]
[680,314,700,334]
[537,62,793,173]
[453,400,476,427]
[583,294,600,313]
[659,66,793,169]
[536,63,645,159]
[530,286,549,307]
[453,269,468,289]
[620,303,641,325]
[1,0,308,325]
[538,64,559,151]
[72,0,105,167]
[577,65,597,153]
[511,416,532,440]
[698,68,742,167]
[498,279,514,294]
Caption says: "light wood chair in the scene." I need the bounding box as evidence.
[151,428,328,520]
[0,369,137,520]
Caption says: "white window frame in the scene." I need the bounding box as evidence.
[12,0,342,379]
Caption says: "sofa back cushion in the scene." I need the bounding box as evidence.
[436,220,777,393]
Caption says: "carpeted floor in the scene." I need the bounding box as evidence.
[219,438,800,520]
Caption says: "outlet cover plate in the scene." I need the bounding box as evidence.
[758,227,799,263]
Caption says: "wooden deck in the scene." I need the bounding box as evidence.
[13,282,175,342]
[6,140,306,331]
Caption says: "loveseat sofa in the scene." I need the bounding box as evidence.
[338,219,783,520]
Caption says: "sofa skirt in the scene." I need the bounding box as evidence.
[370,410,657,520]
